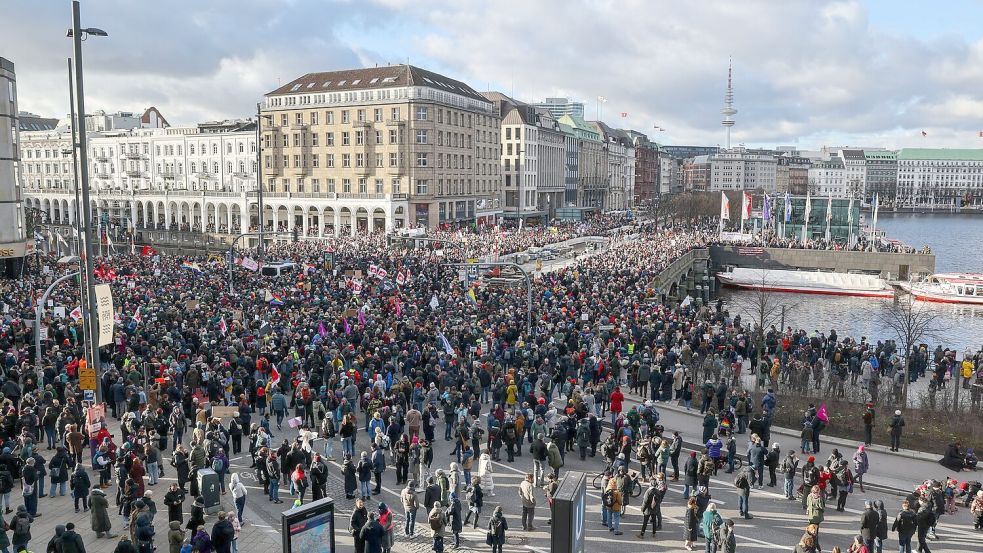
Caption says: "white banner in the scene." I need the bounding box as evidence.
[94,283,114,346]
[240,257,259,272]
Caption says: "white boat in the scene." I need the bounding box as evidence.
[716,267,895,298]
[895,273,983,305]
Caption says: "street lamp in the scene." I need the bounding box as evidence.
[68,0,107,402]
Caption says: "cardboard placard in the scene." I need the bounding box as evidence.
[185,300,198,310]
[211,406,240,419]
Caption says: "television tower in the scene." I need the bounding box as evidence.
[721,58,737,150]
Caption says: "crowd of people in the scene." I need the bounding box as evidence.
[0,214,978,553]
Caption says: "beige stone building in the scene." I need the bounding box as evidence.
[261,64,502,232]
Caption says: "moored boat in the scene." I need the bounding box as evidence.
[716,267,895,298]
[895,273,983,305]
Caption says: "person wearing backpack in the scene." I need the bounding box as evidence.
[487,506,508,553]
[427,502,446,553]
[734,465,754,519]
[892,500,917,553]
[701,503,722,553]
[603,477,624,535]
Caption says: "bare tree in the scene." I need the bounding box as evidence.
[724,268,801,390]
[877,292,948,407]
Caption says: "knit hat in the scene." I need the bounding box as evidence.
[808,456,815,463]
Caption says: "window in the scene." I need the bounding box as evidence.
[311,112,319,125]
[416,106,428,120]
[358,178,367,193]
[437,110,443,124]
[326,111,334,124]
[311,133,319,147]
[293,155,301,168]
[375,178,384,194]
[416,130,428,144]
[326,132,334,146]
[343,178,351,193]
[326,154,334,168]
[376,154,384,168]
[415,179,428,194]
[341,110,350,124]
[357,109,366,122]
[297,179,305,193]
[342,154,351,168]
[437,154,443,168]
[375,131,383,145]
[312,179,320,193]
[374,108,383,122]
[327,178,336,193]
[392,178,401,193]
[312,154,320,168]
[356,131,364,145]
[389,153,398,167]
[356,153,364,167]
[280,114,288,126]
[417,153,428,167]
[389,130,398,144]
[342,132,350,146]
[293,133,300,147]
[505,128,511,140]
[391,107,400,121]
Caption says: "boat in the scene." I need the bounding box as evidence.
[716,267,895,298]
[895,273,983,305]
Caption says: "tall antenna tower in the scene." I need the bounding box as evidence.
[721,58,737,150]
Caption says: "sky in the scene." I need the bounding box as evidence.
[5,0,983,151]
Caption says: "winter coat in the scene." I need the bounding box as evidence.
[90,489,113,533]
[169,521,187,553]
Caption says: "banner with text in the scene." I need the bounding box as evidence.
[94,284,114,346]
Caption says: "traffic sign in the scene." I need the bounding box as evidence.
[79,362,97,391]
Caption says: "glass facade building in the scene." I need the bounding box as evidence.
[767,196,860,242]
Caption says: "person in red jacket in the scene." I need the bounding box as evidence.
[609,387,624,426]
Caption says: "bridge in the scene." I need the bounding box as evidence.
[650,248,712,306]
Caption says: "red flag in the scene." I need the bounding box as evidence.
[816,404,829,422]
[270,366,281,387]
[141,245,158,257]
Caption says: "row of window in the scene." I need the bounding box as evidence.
[278,106,491,129]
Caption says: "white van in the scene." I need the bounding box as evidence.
[261,262,297,277]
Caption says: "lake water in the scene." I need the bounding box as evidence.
[721,213,983,353]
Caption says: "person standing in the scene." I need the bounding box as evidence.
[720,518,737,553]
[487,507,508,553]
[862,404,875,446]
[310,453,328,502]
[889,410,905,452]
[891,500,917,553]
[70,465,91,513]
[860,500,878,553]
[684,497,699,551]
[603,477,624,535]
[448,493,463,548]
[360,512,386,553]
[230,473,247,523]
[9,506,30,553]
[637,474,665,538]
[806,485,825,526]
[464,477,484,529]
[477,450,494,497]
[400,481,419,537]
[168,521,186,553]
[835,460,853,512]
[781,450,799,500]
[734,465,754,519]
[90,488,114,538]
[915,499,935,553]
[211,511,236,553]
[518,473,537,531]
[350,499,369,553]
[427,502,446,553]
[164,483,185,525]
[701,503,722,553]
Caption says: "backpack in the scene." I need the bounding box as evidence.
[15,515,28,534]
[602,489,615,508]
[429,509,444,531]
[897,510,916,534]
[699,458,715,476]
[734,472,749,489]
[211,457,224,472]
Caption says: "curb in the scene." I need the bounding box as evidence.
[620,389,941,463]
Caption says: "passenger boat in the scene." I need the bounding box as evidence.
[716,267,895,298]
[895,273,983,305]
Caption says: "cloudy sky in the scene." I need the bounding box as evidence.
[6,0,983,150]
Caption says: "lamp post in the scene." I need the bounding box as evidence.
[68,0,108,401]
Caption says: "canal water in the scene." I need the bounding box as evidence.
[720,213,983,353]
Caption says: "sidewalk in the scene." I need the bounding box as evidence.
[615,388,956,494]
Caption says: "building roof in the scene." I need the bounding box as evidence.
[268,64,488,103]
[840,149,865,160]
[18,112,58,132]
[897,148,983,161]
[865,150,896,160]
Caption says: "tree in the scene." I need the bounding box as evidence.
[724,268,800,390]
[876,293,948,408]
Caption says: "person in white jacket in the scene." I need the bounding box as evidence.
[478,451,495,496]
[230,473,248,523]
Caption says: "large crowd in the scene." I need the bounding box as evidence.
[0,214,979,553]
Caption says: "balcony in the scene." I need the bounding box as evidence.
[233,172,251,178]
[351,120,371,128]
[125,169,142,177]
[124,152,143,160]
[94,172,110,179]
[385,119,405,126]
[94,155,108,162]
[290,123,309,131]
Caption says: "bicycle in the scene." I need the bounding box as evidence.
[591,470,643,497]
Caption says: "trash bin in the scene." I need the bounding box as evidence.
[197,468,222,515]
